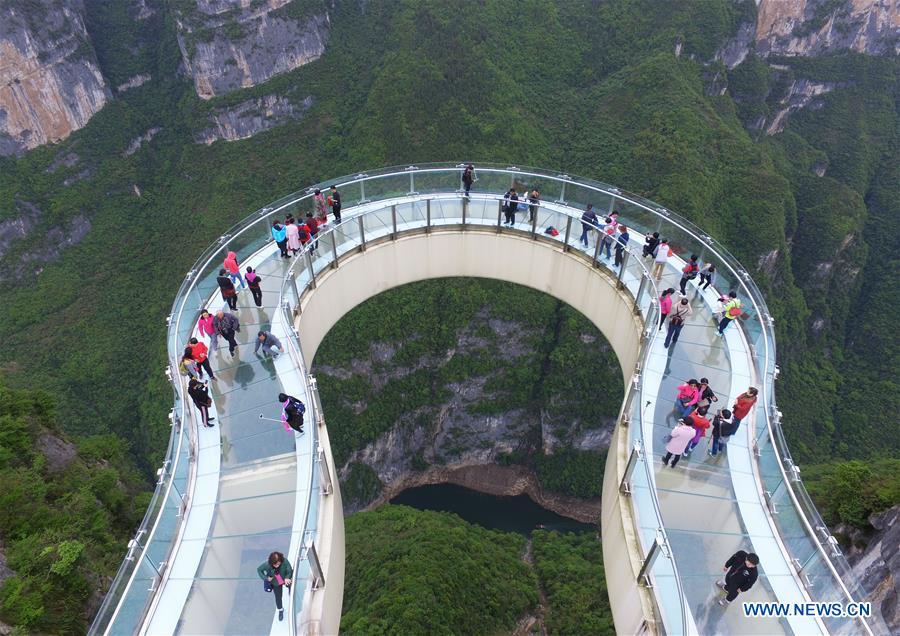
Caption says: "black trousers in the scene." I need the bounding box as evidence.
[614,245,625,267]
[679,276,690,295]
[699,273,712,290]
[332,207,341,223]
[287,413,304,434]
[221,330,238,354]
[249,286,263,307]
[223,293,238,310]
[725,585,741,602]
[663,452,682,467]
[276,239,289,258]
[197,358,215,379]
[504,208,515,224]
[273,584,284,610]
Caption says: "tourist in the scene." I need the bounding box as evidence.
[662,419,695,468]
[528,188,540,223]
[699,263,716,291]
[255,331,283,358]
[179,352,200,380]
[675,379,700,418]
[328,184,342,223]
[213,309,240,356]
[731,387,758,429]
[313,189,327,224]
[257,551,293,622]
[717,291,742,335]
[679,254,699,295]
[713,293,728,323]
[664,297,692,349]
[614,224,630,267]
[716,551,759,606]
[306,212,321,252]
[223,251,246,290]
[652,239,670,280]
[198,309,217,351]
[272,219,289,258]
[643,231,660,258]
[696,377,718,410]
[580,204,598,248]
[659,288,676,331]
[188,337,215,380]
[216,268,238,311]
[278,392,305,434]
[684,406,711,455]
[188,378,214,428]
[599,216,616,259]
[462,164,475,197]
[245,266,263,307]
[285,217,301,256]
[709,408,736,457]
[503,188,518,225]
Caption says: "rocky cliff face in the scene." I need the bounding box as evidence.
[194,94,313,143]
[0,0,110,156]
[173,0,329,99]
[755,0,899,57]
[841,506,900,632]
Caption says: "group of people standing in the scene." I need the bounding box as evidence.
[271,185,342,259]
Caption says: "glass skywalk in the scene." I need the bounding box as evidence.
[90,164,887,636]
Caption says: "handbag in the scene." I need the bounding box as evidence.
[263,578,273,593]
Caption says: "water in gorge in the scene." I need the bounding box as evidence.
[390,483,597,535]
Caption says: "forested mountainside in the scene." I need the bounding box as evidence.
[0,0,898,631]
[342,505,612,635]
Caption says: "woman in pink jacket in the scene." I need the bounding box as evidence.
[658,288,675,331]
[285,218,301,255]
[663,419,696,468]
[198,309,217,350]
[675,379,700,417]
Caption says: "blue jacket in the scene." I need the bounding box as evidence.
[617,231,629,247]
[272,224,287,242]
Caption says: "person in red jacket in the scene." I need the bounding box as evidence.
[188,337,215,381]
[731,387,758,429]
[684,406,711,455]
[305,212,319,254]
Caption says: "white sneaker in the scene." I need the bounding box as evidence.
[715,580,726,589]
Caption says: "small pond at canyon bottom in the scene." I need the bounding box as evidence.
[390,483,596,535]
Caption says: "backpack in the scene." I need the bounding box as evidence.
[683,263,698,279]
[544,226,559,237]
[287,397,306,417]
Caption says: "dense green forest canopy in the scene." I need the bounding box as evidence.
[314,278,617,502]
[0,0,897,630]
[342,505,611,635]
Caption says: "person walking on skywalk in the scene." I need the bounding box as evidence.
[278,393,305,434]
[213,309,240,356]
[716,551,759,606]
[245,266,264,307]
[257,551,293,622]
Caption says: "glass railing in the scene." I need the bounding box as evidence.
[92,164,886,636]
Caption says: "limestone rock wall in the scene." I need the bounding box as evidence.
[0,0,110,156]
[173,0,330,99]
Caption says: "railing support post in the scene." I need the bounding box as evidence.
[557,181,566,204]
[305,250,316,289]
[358,216,366,251]
[391,204,397,239]
[562,216,572,251]
[305,541,326,590]
[619,440,642,495]
[409,172,415,195]
[330,230,338,268]
[462,195,467,226]
[592,231,602,267]
[359,180,367,204]
[637,532,664,587]
[426,199,431,233]
[617,249,628,289]
[530,204,538,237]
[316,445,334,496]
[634,272,648,314]
[608,195,616,215]
[497,200,503,233]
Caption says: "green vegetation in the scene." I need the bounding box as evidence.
[804,459,900,530]
[0,0,897,630]
[532,530,614,635]
[342,505,537,634]
[313,278,621,500]
[0,380,147,635]
[343,506,609,635]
